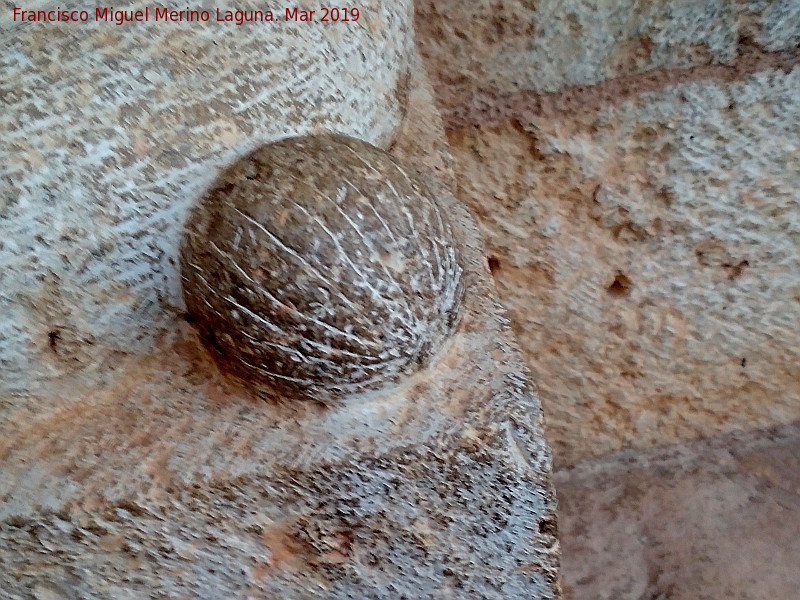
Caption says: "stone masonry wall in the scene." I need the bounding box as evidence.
[416,0,800,466]
[416,0,800,127]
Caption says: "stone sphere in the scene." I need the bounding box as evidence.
[180,134,464,400]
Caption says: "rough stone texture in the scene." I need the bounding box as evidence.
[445,65,800,466]
[181,135,464,401]
[0,48,561,600]
[415,0,800,125]
[555,421,800,599]
[0,0,415,394]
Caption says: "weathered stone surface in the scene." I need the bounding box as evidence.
[0,50,560,600]
[416,0,800,124]
[446,65,800,466]
[555,421,800,599]
[1,0,415,394]
[181,135,464,401]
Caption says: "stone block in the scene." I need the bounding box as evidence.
[447,65,800,465]
[416,0,800,125]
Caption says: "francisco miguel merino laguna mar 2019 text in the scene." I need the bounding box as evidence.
[12,7,361,25]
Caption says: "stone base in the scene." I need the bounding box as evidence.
[0,61,560,599]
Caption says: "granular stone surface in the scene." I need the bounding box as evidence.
[444,65,800,466]
[0,55,561,599]
[0,0,415,394]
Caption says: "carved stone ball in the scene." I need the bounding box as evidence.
[180,134,464,400]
